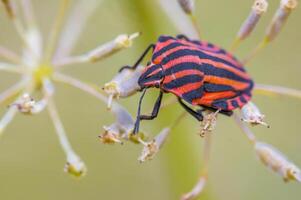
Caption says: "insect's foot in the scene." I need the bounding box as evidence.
[199,110,220,137]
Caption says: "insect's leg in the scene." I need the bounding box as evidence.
[119,44,155,72]
[178,98,203,121]
[133,90,163,134]
[182,133,211,200]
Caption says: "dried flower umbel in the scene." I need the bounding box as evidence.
[0,0,139,177]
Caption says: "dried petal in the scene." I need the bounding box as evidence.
[64,154,87,178]
[240,101,269,127]
[138,128,170,162]
[255,141,301,182]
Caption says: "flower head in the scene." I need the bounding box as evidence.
[0,0,138,176]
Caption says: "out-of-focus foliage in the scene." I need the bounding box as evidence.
[0,0,300,200]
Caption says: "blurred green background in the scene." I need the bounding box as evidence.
[0,0,300,199]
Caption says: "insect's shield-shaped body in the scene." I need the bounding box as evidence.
[138,35,254,112]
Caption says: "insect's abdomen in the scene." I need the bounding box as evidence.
[153,35,254,111]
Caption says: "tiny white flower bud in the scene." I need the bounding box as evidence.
[178,0,195,14]
[64,153,87,178]
[240,101,269,127]
[103,66,143,109]
[265,0,298,42]
[138,127,170,162]
[200,110,219,137]
[255,141,301,182]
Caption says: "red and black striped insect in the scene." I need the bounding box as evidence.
[120,35,254,134]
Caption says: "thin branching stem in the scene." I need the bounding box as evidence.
[254,83,301,99]
[0,106,18,136]
[47,97,74,156]
[0,46,21,63]
[20,0,37,29]
[233,113,256,144]
[0,62,24,73]
[52,72,107,103]
[44,0,70,62]
[0,80,25,104]
[54,0,102,60]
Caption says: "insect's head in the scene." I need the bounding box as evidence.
[138,62,164,89]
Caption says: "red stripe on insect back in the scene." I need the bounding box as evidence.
[154,39,176,53]
[154,45,197,64]
[193,91,236,106]
[204,76,249,91]
[163,69,204,84]
[163,55,201,69]
[202,50,242,68]
[170,82,203,97]
[199,59,250,80]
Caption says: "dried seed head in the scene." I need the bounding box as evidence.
[10,93,35,114]
[265,0,298,42]
[200,110,219,137]
[281,0,298,9]
[103,66,143,109]
[64,154,87,178]
[99,124,123,144]
[255,142,301,182]
[100,105,147,144]
[178,0,195,14]
[240,101,269,127]
[253,0,268,14]
[138,128,170,162]
[88,32,140,62]
[236,0,268,41]
[10,93,48,114]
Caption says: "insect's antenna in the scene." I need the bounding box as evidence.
[133,88,147,134]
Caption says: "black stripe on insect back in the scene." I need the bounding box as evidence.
[164,62,250,83]
[181,87,204,103]
[204,83,235,92]
[158,35,175,43]
[153,42,182,60]
[161,48,246,73]
[163,74,203,90]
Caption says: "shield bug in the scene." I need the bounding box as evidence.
[120,35,254,134]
